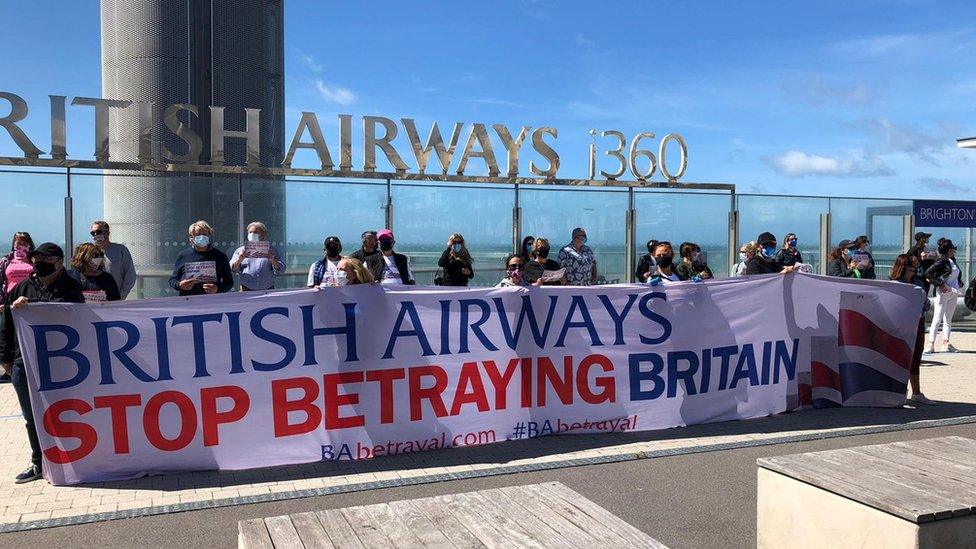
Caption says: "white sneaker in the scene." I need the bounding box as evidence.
[945,343,958,353]
[910,394,935,405]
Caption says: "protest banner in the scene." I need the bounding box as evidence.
[13,273,923,485]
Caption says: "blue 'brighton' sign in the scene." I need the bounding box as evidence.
[913,199,976,228]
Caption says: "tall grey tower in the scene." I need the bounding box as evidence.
[100,0,285,296]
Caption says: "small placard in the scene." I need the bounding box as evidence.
[245,241,270,257]
[184,261,217,283]
[83,290,107,303]
[540,268,566,282]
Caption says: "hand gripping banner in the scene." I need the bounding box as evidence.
[13,273,923,485]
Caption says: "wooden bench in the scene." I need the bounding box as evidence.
[239,481,667,548]
[757,436,976,549]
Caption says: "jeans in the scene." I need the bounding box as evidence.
[11,363,41,466]
[929,290,958,345]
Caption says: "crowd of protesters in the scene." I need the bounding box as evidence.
[0,218,968,483]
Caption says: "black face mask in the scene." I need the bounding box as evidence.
[655,255,674,269]
[33,261,57,277]
[379,240,394,252]
[325,243,341,257]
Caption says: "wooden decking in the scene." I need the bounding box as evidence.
[238,481,666,548]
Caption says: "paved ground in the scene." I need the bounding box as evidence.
[0,329,973,544]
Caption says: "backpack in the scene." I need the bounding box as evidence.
[965,278,976,311]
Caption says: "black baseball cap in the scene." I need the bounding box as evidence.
[757,232,776,246]
[914,231,932,241]
[323,236,341,248]
[27,242,64,261]
[837,239,856,249]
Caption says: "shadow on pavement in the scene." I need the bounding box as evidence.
[84,398,976,493]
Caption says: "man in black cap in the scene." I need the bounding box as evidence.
[307,236,343,287]
[908,231,935,293]
[745,232,795,275]
[0,243,84,483]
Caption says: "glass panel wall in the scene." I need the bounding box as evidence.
[0,169,66,249]
[392,181,514,286]
[636,190,732,277]
[915,225,970,283]
[737,194,828,273]
[279,177,387,289]
[521,186,628,284]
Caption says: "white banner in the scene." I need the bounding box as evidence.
[14,273,923,485]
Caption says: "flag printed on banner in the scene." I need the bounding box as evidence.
[808,291,911,408]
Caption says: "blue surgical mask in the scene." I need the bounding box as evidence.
[762,246,776,258]
[193,234,210,248]
[845,248,853,258]
[788,239,797,248]
[451,243,462,253]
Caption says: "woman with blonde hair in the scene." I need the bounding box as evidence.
[68,243,121,302]
[437,232,474,286]
[335,257,375,285]
[731,241,758,277]
[775,232,803,267]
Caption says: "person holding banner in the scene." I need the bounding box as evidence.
[169,220,234,296]
[307,236,344,287]
[68,243,121,302]
[231,221,284,291]
[635,239,659,282]
[924,239,963,354]
[676,242,713,281]
[335,257,375,285]
[648,241,683,284]
[0,242,84,483]
[496,254,531,287]
[890,254,933,404]
[775,233,803,267]
[745,232,795,275]
[731,241,758,277]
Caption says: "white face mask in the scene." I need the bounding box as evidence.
[739,252,748,263]
[247,232,261,242]
[335,270,349,286]
[89,257,104,270]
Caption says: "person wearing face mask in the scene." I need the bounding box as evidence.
[745,232,795,275]
[0,232,34,383]
[438,233,475,286]
[558,227,597,286]
[907,231,936,294]
[519,236,536,263]
[90,221,137,300]
[676,242,713,281]
[169,220,234,296]
[308,236,344,287]
[774,233,803,267]
[350,231,380,263]
[851,235,876,279]
[635,239,659,283]
[524,237,565,285]
[0,242,84,483]
[924,238,964,354]
[231,221,284,291]
[68,243,121,302]
[731,242,758,277]
[496,254,531,287]
[646,242,682,284]
[334,257,375,286]
[889,254,932,404]
[827,239,860,278]
[376,229,415,286]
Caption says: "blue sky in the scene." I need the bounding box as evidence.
[1,0,975,199]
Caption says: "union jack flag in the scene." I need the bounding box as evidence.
[800,291,913,408]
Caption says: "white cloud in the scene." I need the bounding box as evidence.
[918,177,969,193]
[314,79,356,106]
[845,118,949,165]
[768,150,894,178]
[829,28,976,60]
[293,47,323,72]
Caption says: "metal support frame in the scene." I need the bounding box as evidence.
[902,215,915,256]
[513,183,522,254]
[64,167,73,253]
[728,192,739,274]
[237,173,245,245]
[966,228,973,283]
[384,178,393,230]
[819,213,831,275]
[625,187,636,282]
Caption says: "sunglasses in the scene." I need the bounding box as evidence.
[90,230,106,236]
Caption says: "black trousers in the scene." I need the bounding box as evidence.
[12,363,41,466]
